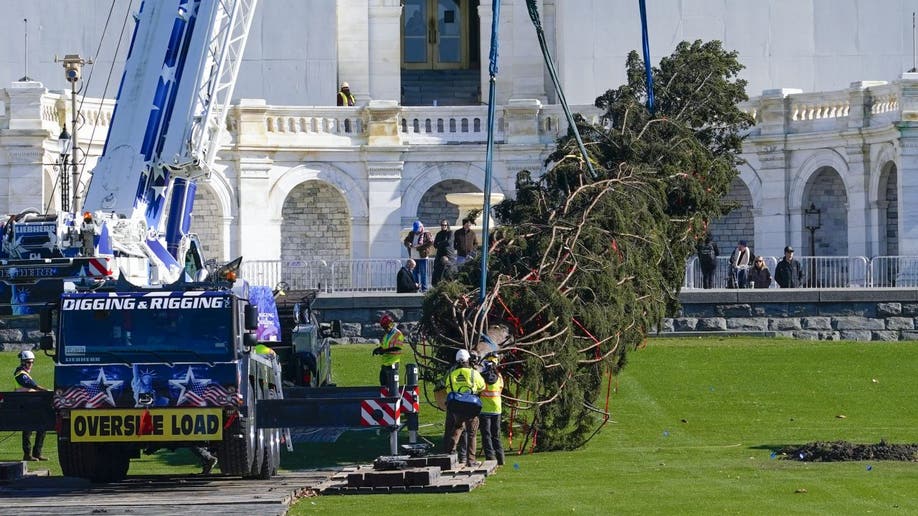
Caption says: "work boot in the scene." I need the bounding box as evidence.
[201,456,218,475]
[33,455,49,461]
[23,455,37,462]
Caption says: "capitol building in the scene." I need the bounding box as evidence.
[3,0,918,288]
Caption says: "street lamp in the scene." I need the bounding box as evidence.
[804,202,821,287]
[58,126,72,212]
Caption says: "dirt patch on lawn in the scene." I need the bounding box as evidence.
[779,441,918,462]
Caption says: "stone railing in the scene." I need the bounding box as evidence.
[39,91,115,145]
[229,100,597,147]
[743,77,916,137]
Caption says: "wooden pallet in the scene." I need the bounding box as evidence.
[0,469,336,516]
[317,454,499,495]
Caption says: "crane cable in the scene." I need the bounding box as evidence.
[524,0,597,180]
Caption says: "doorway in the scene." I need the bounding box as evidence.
[402,0,472,70]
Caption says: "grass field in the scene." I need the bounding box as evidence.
[2,338,916,514]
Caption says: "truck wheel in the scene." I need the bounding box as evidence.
[58,438,96,479]
[249,426,266,477]
[92,446,130,483]
[256,429,279,479]
[217,416,256,476]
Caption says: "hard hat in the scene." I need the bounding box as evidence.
[341,81,350,89]
[455,349,471,362]
[19,350,35,361]
[379,314,393,328]
[486,354,499,363]
[412,220,422,232]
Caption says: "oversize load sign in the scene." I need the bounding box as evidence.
[70,408,222,442]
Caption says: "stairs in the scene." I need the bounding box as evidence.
[401,69,481,106]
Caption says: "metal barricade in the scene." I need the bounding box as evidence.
[868,256,918,287]
[795,256,868,288]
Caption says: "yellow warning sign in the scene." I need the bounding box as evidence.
[70,408,222,442]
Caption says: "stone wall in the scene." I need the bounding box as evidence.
[663,289,918,341]
[0,316,47,352]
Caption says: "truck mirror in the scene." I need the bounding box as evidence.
[243,332,257,350]
[244,304,258,331]
[39,334,54,351]
[39,308,53,334]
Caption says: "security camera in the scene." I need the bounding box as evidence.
[65,66,80,83]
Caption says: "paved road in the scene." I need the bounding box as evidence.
[0,470,336,516]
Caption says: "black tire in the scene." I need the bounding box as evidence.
[58,438,96,479]
[217,415,257,476]
[58,439,130,483]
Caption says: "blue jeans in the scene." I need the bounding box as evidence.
[414,258,429,291]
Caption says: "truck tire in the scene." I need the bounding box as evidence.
[218,415,256,476]
[58,438,96,479]
[58,440,130,483]
[256,428,279,479]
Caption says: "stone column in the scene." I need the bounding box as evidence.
[1,81,51,214]
[479,0,546,105]
[365,156,405,259]
[234,156,278,261]
[752,89,799,256]
[505,99,541,144]
[337,0,371,102]
[368,0,402,102]
[845,82,885,259]
[366,100,402,146]
[896,75,918,258]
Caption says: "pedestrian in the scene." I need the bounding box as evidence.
[432,219,453,285]
[775,246,805,288]
[439,248,458,282]
[748,256,772,288]
[453,218,478,265]
[729,240,751,288]
[396,259,420,293]
[404,220,433,291]
[190,446,218,474]
[13,350,48,461]
[336,81,355,106]
[443,349,485,468]
[696,234,719,289]
[373,313,404,386]
[478,353,505,465]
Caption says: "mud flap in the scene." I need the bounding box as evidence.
[0,391,55,431]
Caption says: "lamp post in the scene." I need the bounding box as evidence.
[56,54,91,213]
[804,202,822,287]
[58,126,72,212]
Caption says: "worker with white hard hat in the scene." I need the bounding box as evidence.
[13,350,49,461]
[442,348,485,467]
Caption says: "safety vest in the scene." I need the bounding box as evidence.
[14,366,39,390]
[338,91,355,106]
[380,327,404,367]
[447,366,485,394]
[480,373,503,415]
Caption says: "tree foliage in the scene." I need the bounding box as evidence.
[414,40,754,450]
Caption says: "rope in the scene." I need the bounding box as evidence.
[524,0,597,179]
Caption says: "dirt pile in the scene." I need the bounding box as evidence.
[780,441,918,462]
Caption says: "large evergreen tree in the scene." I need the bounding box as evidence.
[416,40,754,450]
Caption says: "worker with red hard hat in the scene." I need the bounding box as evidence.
[373,313,404,386]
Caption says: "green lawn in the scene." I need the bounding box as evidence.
[3,338,916,515]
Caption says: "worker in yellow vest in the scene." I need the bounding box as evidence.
[479,353,504,465]
[443,349,486,467]
[373,313,403,386]
[337,82,356,106]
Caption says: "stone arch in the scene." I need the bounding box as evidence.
[802,166,848,257]
[268,163,367,222]
[190,183,225,262]
[790,149,850,212]
[709,177,754,254]
[280,180,352,262]
[869,143,898,202]
[417,179,482,228]
[401,162,504,223]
